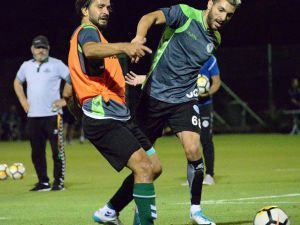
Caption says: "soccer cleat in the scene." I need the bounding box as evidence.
[133,207,141,225]
[190,210,216,225]
[80,135,85,144]
[51,183,65,191]
[202,174,215,186]
[30,182,51,192]
[93,209,124,225]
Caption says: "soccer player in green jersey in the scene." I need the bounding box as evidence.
[98,1,241,224]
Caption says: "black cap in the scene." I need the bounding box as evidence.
[32,35,49,48]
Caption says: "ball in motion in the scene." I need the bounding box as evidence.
[253,206,290,225]
[0,164,9,180]
[197,75,210,94]
[7,163,26,180]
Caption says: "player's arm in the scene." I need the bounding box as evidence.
[52,82,72,109]
[132,10,166,44]
[13,79,29,113]
[125,71,146,86]
[208,75,221,95]
[82,41,152,62]
[199,75,221,98]
[199,56,221,97]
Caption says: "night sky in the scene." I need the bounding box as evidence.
[2,0,300,61]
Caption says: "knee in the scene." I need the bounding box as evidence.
[152,161,162,179]
[135,157,155,181]
[184,142,201,161]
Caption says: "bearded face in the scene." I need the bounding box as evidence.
[85,0,112,30]
[206,0,237,31]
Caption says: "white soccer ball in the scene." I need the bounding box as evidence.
[0,164,9,180]
[197,75,210,94]
[7,163,26,180]
[253,206,290,225]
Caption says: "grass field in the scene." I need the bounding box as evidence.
[0,134,299,225]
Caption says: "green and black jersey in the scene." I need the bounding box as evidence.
[143,4,221,103]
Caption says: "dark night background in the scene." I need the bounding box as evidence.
[1,0,300,134]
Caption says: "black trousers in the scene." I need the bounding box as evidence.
[199,104,215,176]
[27,115,65,184]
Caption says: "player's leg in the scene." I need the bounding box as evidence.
[47,115,65,190]
[83,116,157,225]
[93,94,165,224]
[199,104,215,185]
[102,153,160,225]
[134,93,167,144]
[169,101,215,225]
[27,117,51,191]
[127,149,157,225]
[98,118,162,224]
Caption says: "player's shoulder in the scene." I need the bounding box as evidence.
[179,4,203,21]
[78,24,100,37]
[80,23,98,31]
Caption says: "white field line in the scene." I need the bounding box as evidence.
[198,201,300,205]
[175,193,300,205]
[274,168,300,172]
[0,217,9,220]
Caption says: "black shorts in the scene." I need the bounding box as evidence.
[135,93,201,144]
[82,115,152,172]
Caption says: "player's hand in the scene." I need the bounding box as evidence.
[129,36,151,63]
[124,43,152,64]
[131,36,147,45]
[125,71,146,86]
[199,92,210,98]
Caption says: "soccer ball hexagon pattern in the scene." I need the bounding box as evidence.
[197,75,210,94]
[7,163,26,180]
[253,206,290,225]
[0,164,9,180]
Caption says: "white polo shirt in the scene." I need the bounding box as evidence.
[16,57,71,117]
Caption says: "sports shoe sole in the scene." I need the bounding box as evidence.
[93,214,123,225]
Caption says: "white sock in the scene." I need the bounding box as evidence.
[190,205,201,214]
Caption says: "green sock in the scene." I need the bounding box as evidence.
[133,183,156,225]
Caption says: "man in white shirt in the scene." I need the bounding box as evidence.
[14,35,72,191]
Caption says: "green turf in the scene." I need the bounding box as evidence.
[0,134,299,225]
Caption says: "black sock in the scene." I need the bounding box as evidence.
[187,159,204,205]
[109,173,134,212]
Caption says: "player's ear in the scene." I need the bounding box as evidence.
[207,0,214,10]
[81,7,89,17]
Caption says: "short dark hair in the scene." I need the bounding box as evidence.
[213,0,242,7]
[75,0,92,16]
